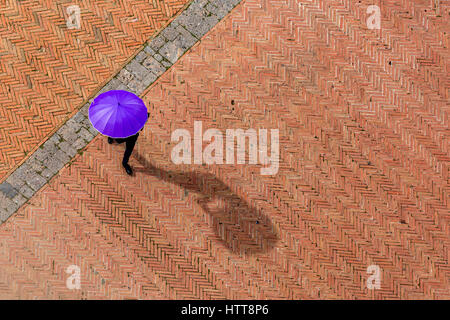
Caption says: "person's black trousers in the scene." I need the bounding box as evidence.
[110,133,139,165]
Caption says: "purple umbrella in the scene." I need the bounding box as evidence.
[88,90,148,138]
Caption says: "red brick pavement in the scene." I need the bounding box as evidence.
[0,0,448,299]
[0,0,190,181]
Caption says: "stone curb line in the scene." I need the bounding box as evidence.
[0,0,243,223]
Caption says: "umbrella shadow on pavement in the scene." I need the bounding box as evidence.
[134,153,279,256]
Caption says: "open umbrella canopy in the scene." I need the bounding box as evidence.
[88,90,148,138]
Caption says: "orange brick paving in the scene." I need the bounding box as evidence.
[0,0,190,181]
[0,0,449,299]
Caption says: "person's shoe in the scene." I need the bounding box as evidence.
[123,163,133,175]
[108,137,114,144]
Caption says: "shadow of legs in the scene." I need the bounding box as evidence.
[134,153,279,256]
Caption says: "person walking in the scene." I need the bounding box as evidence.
[88,90,149,176]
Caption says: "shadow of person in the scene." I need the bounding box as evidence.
[134,153,279,256]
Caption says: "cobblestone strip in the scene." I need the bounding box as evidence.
[0,0,242,222]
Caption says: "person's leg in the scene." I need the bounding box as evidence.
[122,134,138,175]
[108,137,126,144]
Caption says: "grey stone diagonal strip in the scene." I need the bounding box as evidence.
[0,0,242,222]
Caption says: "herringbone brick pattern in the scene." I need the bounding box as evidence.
[0,0,190,181]
[0,0,448,299]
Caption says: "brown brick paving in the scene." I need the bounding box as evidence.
[0,0,190,181]
[0,0,448,299]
